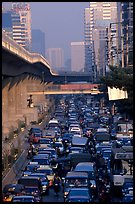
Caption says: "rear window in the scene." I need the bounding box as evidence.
[18,178,40,187]
[32,158,49,165]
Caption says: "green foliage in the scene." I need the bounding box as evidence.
[99,65,133,118]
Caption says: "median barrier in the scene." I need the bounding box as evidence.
[2,149,27,190]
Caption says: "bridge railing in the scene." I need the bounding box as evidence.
[2,31,57,75]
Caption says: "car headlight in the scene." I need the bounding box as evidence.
[91,184,96,188]
[64,192,69,196]
[42,185,47,190]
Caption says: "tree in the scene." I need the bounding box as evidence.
[100,65,133,119]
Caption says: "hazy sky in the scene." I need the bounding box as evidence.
[30,2,89,62]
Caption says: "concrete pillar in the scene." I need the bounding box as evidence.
[7,84,18,129]
[2,83,10,138]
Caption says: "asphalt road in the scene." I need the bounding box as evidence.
[41,186,64,202]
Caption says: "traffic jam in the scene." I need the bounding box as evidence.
[2,95,133,202]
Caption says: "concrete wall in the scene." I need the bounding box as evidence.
[2,77,52,138]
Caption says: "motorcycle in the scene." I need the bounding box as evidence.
[53,182,60,196]
[27,149,33,159]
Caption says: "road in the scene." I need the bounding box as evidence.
[41,187,64,202]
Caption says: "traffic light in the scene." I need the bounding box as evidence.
[27,95,33,107]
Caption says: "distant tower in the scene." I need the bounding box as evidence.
[71,42,85,72]
[31,29,45,57]
[46,48,64,72]
[84,2,118,81]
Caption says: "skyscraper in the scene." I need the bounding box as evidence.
[46,48,64,72]
[12,2,32,51]
[84,2,118,81]
[31,29,45,57]
[2,2,32,51]
[120,2,133,67]
[71,42,85,72]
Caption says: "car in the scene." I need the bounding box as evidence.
[32,155,50,165]
[23,162,40,176]
[95,142,113,154]
[35,165,55,187]
[62,133,73,144]
[67,152,93,169]
[11,195,37,202]
[32,132,42,143]
[39,148,57,160]
[68,147,84,154]
[2,184,25,202]
[73,162,97,196]
[73,162,96,179]
[18,176,42,193]
[121,194,133,202]
[39,138,51,145]
[116,137,132,147]
[28,128,42,142]
[63,171,90,200]
[65,187,93,202]
[30,173,49,195]
[122,180,133,196]
[21,186,41,202]
[29,128,42,136]
[101,149,112,161]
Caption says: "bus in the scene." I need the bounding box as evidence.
[110,146,133,190]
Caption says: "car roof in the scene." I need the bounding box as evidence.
[37,165,52,170]
[66,171,88,178]
[13,195,34,198]
[19,176,40,180]
[69,187,90,191]
[75,162,94,167]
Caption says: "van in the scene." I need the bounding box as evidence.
[67,152,93,168]
[74,162,97,196]
[63,171,90,200]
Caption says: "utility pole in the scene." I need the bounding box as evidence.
[121,36,124,68]
[116,23,119,67]
[126,24,129,67]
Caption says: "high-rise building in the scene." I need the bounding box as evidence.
[31,29,45,57]
[12,2,32,51]
[2,2,32,51]
[46,48,64,72]
[84,2,118,81]
[120,2,133,67]
[71,42,85,72]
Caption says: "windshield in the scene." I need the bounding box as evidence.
[65,178,88,187]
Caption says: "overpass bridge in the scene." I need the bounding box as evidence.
[27,83,103,95]
[2,31,93,87]
[2,30,105,140]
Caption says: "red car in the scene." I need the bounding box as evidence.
[30,132,42,143]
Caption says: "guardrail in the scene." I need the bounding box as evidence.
[2,149,28,190]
